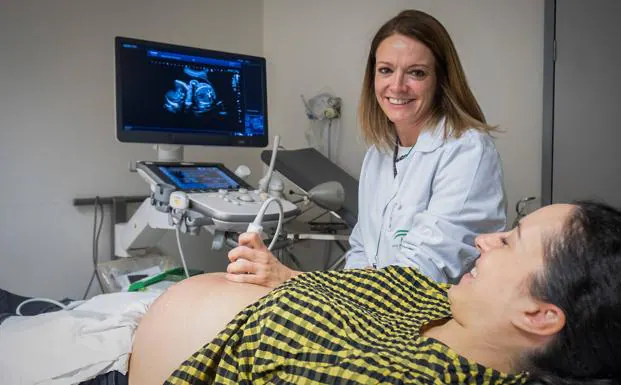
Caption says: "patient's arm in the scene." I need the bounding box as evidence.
[128,273,272,385]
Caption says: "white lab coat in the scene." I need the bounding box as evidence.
[344,119,507,283]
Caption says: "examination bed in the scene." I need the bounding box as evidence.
[261,147,359,227]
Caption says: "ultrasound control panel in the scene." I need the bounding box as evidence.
[135,161,300,231]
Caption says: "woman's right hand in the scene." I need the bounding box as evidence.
[225,232,301,288]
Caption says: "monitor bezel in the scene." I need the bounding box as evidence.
[115,36,269,148]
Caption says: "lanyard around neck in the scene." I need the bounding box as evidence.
[393,138,414,178]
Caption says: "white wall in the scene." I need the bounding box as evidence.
[0,0,264,299]
[263,0,545,223]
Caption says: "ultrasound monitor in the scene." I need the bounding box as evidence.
[115,37,268,148]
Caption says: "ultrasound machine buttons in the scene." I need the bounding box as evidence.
[237,195,255,203]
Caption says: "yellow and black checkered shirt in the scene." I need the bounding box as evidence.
[165,266,527,384]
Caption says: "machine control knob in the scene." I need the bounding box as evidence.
[237,194,255,202]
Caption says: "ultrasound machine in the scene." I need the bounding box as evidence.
[112,37,303,271]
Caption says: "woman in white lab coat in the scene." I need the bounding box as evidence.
[225,9,506,286]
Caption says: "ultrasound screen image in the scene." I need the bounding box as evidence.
[118,43,266,138]
[121,57,241,134]
[159,166,240,190]
[163,68,240,119]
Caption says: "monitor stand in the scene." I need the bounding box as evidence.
[156,144,184,162]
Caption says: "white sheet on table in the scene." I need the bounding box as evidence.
[0,291,160,385]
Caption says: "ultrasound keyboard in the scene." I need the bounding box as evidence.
[135,161,300,231]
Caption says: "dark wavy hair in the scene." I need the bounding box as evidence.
[524,201,621,385]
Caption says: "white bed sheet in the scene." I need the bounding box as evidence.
[0,291,160,385]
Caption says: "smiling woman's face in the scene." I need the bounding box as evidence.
[374,33,437,134]
[448,204,575,329]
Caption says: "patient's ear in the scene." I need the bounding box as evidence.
[512,299,565,337]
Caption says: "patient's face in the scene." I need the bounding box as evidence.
[448,204,574,330]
